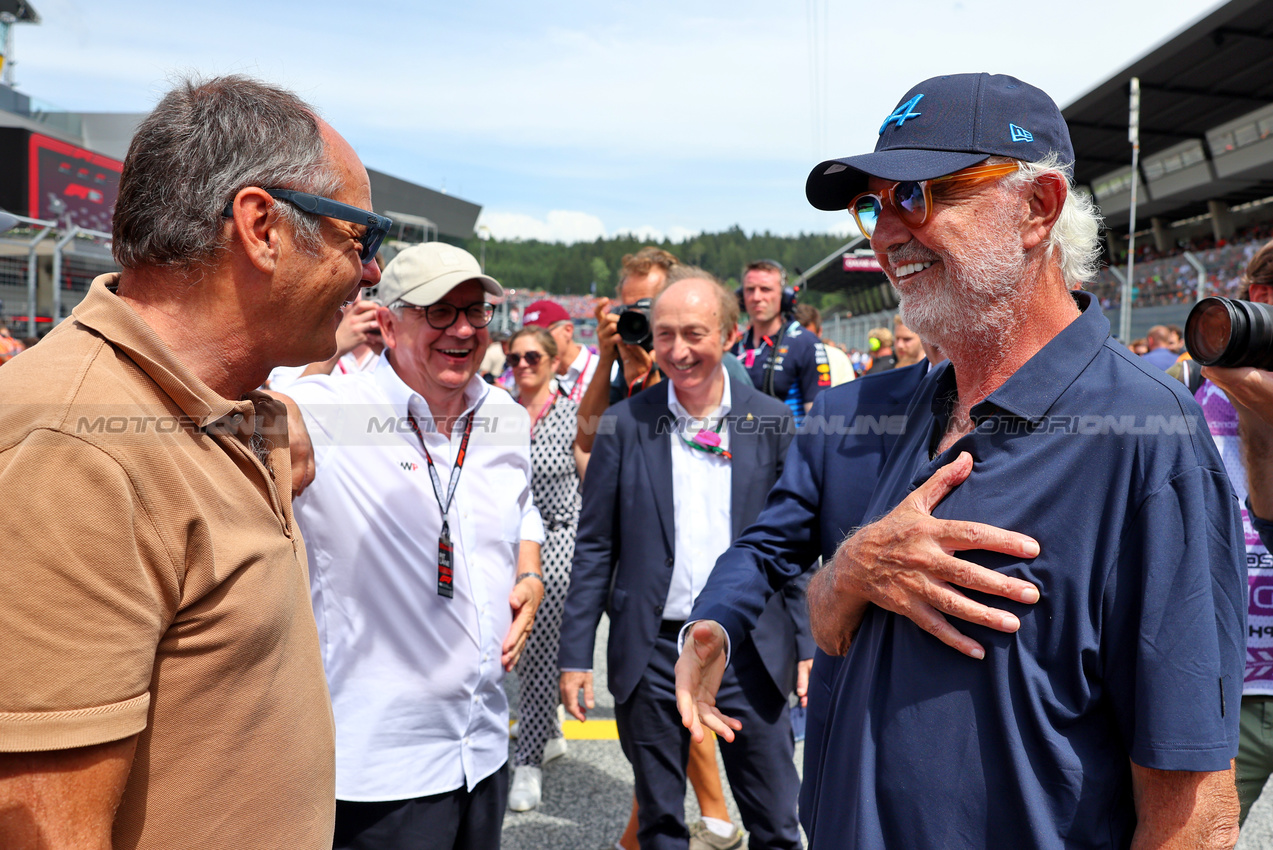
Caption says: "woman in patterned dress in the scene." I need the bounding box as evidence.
[506,327,586,812]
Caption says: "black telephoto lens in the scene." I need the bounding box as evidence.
[616,298,653,350]
[1185,297,1273,370]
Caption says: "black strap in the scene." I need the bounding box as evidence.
[761,322,790,398]
[411,413,476,539]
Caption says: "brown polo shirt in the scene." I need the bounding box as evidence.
[0,275,335,849]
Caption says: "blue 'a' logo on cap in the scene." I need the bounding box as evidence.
[1009,123,1034,143]
[880,94,924,134]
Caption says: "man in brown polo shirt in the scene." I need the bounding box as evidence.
[0,75,383,848]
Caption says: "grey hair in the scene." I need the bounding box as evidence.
[112,74,341,271]
[997,153,1104,286]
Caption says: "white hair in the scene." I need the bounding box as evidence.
[998,153,1104,286]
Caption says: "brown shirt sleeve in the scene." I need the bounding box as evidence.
[0,429,179,752]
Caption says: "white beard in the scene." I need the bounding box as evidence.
[890,199,1027,350]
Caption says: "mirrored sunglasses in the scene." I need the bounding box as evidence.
[848,161,1020,237]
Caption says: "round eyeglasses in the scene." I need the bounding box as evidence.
[848,161,1020,237]
[402,301,495,331]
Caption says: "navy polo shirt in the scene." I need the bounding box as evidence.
[807,292,1246,850]
[738,322,830,424]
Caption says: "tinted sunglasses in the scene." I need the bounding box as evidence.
[848,161,1020,237]
[221,188,393,264]
[506,351,545,368]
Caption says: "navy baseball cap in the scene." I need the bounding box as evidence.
[806,73,1074,211]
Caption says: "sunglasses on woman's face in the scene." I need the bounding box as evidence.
[848,161,1020,237]
[507,351,545,368]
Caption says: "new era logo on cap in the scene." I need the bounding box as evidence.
[804,73,1074,212]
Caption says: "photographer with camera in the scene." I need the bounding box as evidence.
[1183,240,1273,824]
[574,247,678,454]
[735,259,830,426]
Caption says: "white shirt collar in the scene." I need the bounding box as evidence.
[666,365,731,425]
[375,352,490,423]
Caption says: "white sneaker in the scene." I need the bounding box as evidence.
[542,736,568,764]
[507,765,542,812]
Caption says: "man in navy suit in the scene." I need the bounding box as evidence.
[559,268,802,850]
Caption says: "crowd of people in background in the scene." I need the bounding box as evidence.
[2,69,1271,850]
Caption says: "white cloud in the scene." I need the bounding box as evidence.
[477,210,607,244]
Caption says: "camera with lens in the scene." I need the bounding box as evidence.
[614,298,653,351]
[1185,296,1273,370]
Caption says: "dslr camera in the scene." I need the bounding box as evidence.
[1185,296,1273,370]
[614,298,653,351]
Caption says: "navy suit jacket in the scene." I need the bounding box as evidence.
[559,377,803,705]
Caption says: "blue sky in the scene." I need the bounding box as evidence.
[10,0,1224,242]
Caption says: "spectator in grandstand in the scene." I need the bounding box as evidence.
[522,298,599,404]
[676,71,1244,849]
[1130,337,1150,356]
[1173,241,1273,826]
[504,326,584,813]
[864,326,895,373]
[794,303,852,387]
[267,293,383,391]
[1142,324,1179,369]
[560,269,804,850]
[735,259,830,424]
[273,242,544,850]
[0,75,379,849]
[576,246,678,453]
[892,315,924,368]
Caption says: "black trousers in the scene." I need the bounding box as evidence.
[614,632,801,850]
[332,763,509,850]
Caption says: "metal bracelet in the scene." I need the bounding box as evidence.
[515,572,544,585]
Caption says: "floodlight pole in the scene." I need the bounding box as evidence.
[1183,251,1206,302]
[1120,77,1141,344]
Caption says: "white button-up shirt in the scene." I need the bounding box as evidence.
[664,371,733,620]
[289,356,543,801]
[559,345,599,403]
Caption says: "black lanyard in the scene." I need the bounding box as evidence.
[410,413,475,599]
[753,322,789,398]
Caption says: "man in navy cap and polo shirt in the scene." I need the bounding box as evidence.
[675,73,1246,849]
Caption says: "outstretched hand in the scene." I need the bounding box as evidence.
[809,451,1041,659]
[674,620,741,743]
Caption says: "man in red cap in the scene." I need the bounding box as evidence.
[523,299,598,405]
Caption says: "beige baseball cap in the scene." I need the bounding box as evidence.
[378,242,503,306]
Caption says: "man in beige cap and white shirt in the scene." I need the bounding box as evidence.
[273,241,545,850]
